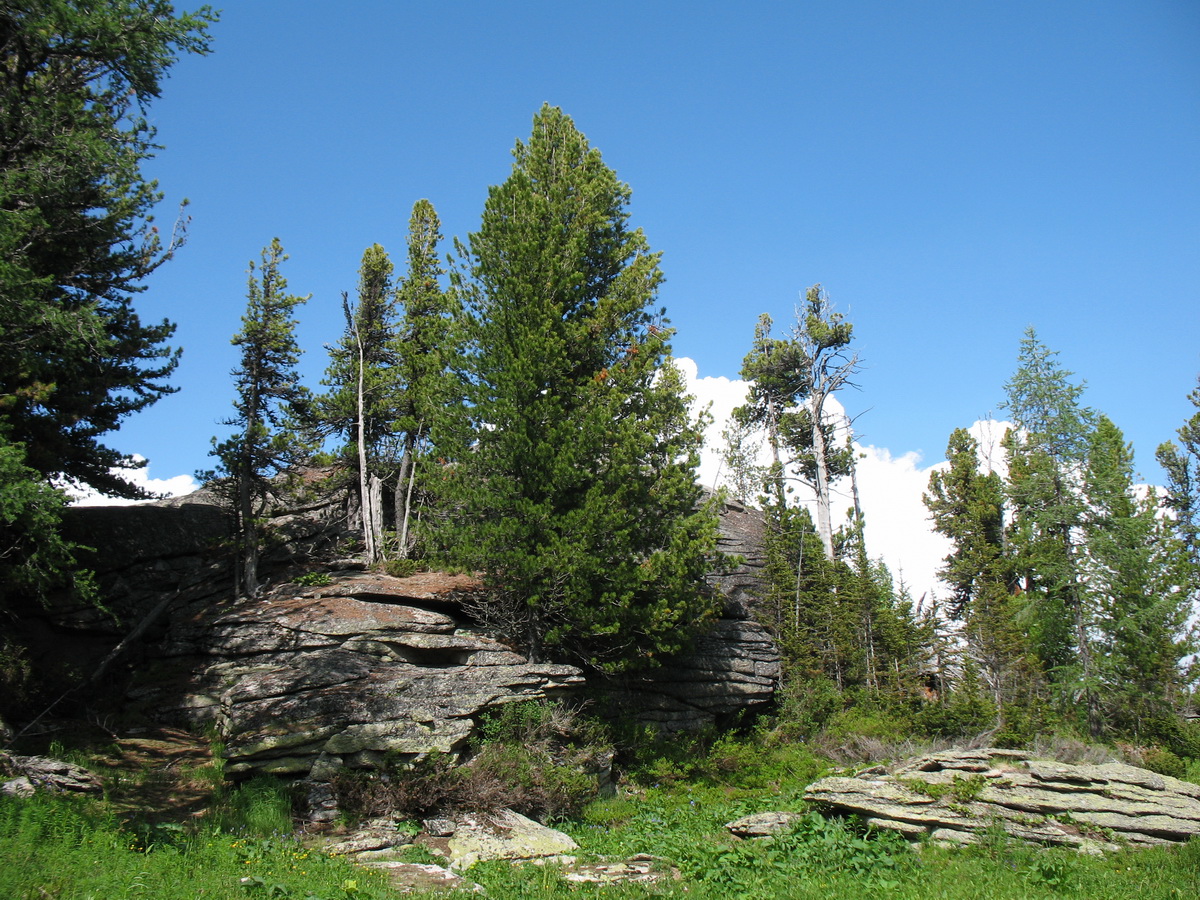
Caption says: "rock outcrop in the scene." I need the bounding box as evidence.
[12,478,780,771]
[587,494,781,731]
[803,748,1200,852]
[130,571,586,778]
[0,753,104,797]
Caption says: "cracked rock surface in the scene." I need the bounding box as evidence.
[802,748,1200,852]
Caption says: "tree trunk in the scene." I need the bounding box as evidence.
[396,429,419,559]
[812,395,835,560]
[355,319,378,565]
[369,473,385,561]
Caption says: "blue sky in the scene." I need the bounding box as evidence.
[120,0,1198,497]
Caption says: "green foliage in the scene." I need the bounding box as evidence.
[0,791,392,900]
[0,431,96,607]
[207,239,311,597]
[444,104,721,670]
[1157,375,1200,580]
[380,558,419,578]
[1082,416,1195,736]
[208,777,295,837]
[334,701,612,824]
[0,0,216,498]
[292,572,331,587]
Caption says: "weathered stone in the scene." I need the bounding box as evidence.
[447,808,579,870]
[356,861,483,895]
[585,494,781,731]
[803,748,1200,852]
[10,476,780,776]
[0,754,103,797]
[562,856,667,885]
[725,811,806,838]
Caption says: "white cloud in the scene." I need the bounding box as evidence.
[66,457,197,507]
[677,356,1014,605]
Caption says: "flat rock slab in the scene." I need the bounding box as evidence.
[447,808,579,870]
[726,811,806,838]
[803,748,1200,852]
[354,861,483,894]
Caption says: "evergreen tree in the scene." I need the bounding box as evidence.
[733,313,807,510]
[446,104,720,670]
[783,285,860,560]
[319,244,399,562]
[208,239,310,598]
[392,199,457,558]
[0,1,216,496]
[925,427,1034,722]
[1001,328,1098,732]
[1157,375,1200,578]
[1082,415,1194,737]
[0,429,94,606]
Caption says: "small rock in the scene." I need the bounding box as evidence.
[348,861,483,895]
[423,817,457,837]
[725,810,805,838]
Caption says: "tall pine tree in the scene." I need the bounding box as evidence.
[446,105,720,670]
[319,244,399,563]
[393,200,457,558]
[209,239,310,598]
[1082,415,1194,738]
[1001,328,1098,731]
[925,427,1033,723]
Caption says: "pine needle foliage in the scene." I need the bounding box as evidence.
[444,104,720,671]
[207,239,310,597]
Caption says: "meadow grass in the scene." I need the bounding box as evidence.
[1,729,1197,899]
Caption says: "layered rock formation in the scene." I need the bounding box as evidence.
[803,748,1200,852]
[13,479,780,775]
[588,495,781,730]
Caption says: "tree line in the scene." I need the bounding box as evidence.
[721,295,1199,749]
[3,3,1196,750]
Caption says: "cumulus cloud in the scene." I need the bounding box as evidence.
[66,457,197,507]
[677,356,1016,605]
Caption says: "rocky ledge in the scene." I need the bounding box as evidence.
[131,572,585,778]
[802,748,1200,852]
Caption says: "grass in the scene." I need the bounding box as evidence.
[2,723,1199,899]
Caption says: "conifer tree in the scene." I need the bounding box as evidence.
[734,313,807,510]
[1082,415,1194,737]
[1001,329,1097,731]
[319,244,399,563]
[0,1,215,497]
[1157,375,1200,578]
[925,427,1032,721]
[446,105,720,670]
[209,239,310,597]
[392,200,457,557]
[784,285,860,560]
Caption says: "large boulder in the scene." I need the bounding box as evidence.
[803,748,1200,852]
[132,571,586,778]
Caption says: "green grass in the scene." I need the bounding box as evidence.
[0,790,393,900]
[2,730,1199,900]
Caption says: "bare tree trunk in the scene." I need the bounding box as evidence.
[396,429,419,559]
[353,308,378,564]
[368,474,385,560]
[811,395,834,560]
[237,454,258,598]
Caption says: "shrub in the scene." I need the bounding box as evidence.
[381,558,420,578]
[293,571,331,587]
